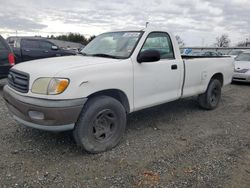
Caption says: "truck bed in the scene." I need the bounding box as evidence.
[181,56,234,98]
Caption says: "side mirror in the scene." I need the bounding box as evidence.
[51,45,58,50]
[137,49,160,63]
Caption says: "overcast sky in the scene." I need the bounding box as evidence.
[0,0,249,46]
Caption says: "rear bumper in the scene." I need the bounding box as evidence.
[3,86,87,131]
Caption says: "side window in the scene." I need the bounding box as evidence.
[6,37,15,48]
[22,39,40,49]
[39,41,52,50]
[14,39,20,48]
[141,32,175,59]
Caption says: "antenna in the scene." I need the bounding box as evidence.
[146,22,149,28]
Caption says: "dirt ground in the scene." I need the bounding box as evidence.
[0,78,249,188]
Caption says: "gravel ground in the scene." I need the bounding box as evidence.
[0,78,250,188]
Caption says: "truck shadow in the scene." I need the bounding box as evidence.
[126,97,199,130]
[231,81,250,86]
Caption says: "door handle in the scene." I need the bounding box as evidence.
[44,50,49,53]
[24,49,30,52]
[171,64,178,70]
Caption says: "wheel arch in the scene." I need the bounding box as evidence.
[87,89,130,113]
[210,73,224,86]
[199,72,223,110]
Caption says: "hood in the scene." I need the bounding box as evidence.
[13,55,121,76]
[234,61,250,70]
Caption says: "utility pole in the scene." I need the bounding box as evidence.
[145,22,149,28]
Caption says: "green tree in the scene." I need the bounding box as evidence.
[48,33,89,45]
[87,35,96,43]
[47,33,96,45]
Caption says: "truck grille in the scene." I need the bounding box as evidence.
[8,69,29,93]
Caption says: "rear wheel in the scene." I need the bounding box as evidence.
[198,79,222,110]
[73,96,126,153]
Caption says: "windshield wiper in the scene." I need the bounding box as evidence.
[90,53,121,59]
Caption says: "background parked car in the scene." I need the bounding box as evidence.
[227,50,245,58]
[202,51,222,56]
[77,46,85,53]
[7,37,76,63]
[187,51,204,56]
[0,35,15,78]
[233,51,250,83]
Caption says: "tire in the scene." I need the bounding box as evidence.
[198,79,222,110]
[73,96,126,153]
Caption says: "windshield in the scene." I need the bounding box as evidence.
[228,50,243,56]
[81,31,143,59]
[235,53,250,61]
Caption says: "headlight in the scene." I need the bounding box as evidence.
[32,78,69,95]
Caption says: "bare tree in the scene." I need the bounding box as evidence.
[214,34,231,47]
[236,39,249,47]
[175,35,185,47]
[237,41,247,47]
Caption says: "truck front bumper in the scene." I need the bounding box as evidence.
[3,86,87,132]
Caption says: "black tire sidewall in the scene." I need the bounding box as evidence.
[73,96,126,153]
[205,79,222,109]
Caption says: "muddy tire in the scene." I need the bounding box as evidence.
[73,96,126,153]
[198,79,222,110]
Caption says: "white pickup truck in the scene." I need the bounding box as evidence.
[3,28,234,153]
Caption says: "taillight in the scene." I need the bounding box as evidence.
[8,53,15,66]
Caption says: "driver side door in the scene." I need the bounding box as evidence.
[39,40,59,58]
[133,32,183,111]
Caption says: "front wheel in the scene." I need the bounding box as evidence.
[73,96,126,153]
[198,79,222,110]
